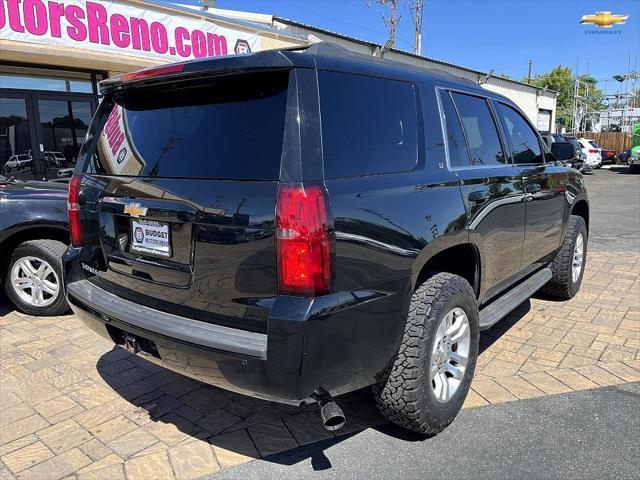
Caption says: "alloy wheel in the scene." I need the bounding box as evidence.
[430,307,471,403]
[10,256,60,308]
[572,233,584,283]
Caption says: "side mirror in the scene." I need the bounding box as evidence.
[551,142,575,161]
[545,152,559,163]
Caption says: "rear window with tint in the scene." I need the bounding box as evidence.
[91,71,288,179]
[318,71,418,178]
[451,92,506,166]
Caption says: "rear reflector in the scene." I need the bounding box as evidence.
[68,174,83,247]
[276,183,334,296]
[122,64,185,82]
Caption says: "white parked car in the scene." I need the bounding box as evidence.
[577,139,602,170]
[3,154,33,172]
[44,151,66,167]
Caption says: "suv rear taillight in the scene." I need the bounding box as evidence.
[276,183,334,296]
[68,174,83,247]
[588,149,598,154]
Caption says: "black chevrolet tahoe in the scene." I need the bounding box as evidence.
[63,43,589,435]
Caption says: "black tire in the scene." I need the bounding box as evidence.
[4,239,69,316]
[373,272,479,435]
[630,164,640,174]
[541,215,587,300]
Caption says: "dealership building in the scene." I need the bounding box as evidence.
[1,0,557,181]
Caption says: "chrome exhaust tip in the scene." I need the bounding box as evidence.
[319,400,346,431]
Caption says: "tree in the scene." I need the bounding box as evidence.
[369,0,401,48]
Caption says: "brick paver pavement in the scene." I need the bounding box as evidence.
[1,251,639,480]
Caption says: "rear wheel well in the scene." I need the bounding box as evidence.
[416,244,480,298]
[0,227,69,283]
[571,200,589,232]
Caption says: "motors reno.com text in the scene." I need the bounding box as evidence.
[0,0,229,58]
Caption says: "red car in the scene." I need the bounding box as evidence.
[589,141,616,165]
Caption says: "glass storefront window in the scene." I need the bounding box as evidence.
[0,65,101,94]
[37,99,93,178]
[0,98,34,176]
[1,65,100,181]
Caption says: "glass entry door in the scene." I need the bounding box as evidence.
[0,90,96,181]
[35,97,94,180]
[0,93,39,180]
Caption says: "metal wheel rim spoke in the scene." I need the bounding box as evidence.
[430,307,471,403]
[41,280,57,295]
[572,233,585,283]
[14,277,32,289]
[10,256,59,307]
[448,351,468,368]
[18,259,37,277]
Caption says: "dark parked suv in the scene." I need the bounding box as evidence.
[1,174,70,316]
[63,44,589,434]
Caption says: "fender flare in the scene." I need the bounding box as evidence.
[410,232,480,294]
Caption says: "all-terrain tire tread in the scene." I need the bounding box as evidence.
[373,272,477,435]
[541,215,586,300]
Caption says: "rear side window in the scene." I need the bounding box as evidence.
[319,71,418,178]
[496,103,544,165]
[440,91,470,167]
[451,92,506,166]
[91,71,289,179]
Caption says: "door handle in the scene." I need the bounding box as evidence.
[468,189,490,203]
[525,184,541,194]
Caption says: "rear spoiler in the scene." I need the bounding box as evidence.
[99,48,302,95]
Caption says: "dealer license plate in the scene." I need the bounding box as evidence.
[130,219,171,258]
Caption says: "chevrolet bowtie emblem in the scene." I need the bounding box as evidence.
[580,11,628,28]
[123,202,148,218]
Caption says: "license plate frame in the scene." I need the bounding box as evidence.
[130,219,172,258]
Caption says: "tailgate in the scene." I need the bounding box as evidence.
[74,70,291,334]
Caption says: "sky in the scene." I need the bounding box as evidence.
[167,0,639,95]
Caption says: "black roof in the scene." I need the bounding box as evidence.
[294,43,480,87]
[102,42,488,96]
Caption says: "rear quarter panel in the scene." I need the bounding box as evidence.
[0,190,68,245]
[563,171,589,232]
[312,79,469,389]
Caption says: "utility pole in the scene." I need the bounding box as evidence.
[389,0,397,48]
[408,0,424,56]
[527,59,532,84]
[624,50,631,131]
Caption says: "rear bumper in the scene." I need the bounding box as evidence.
[65,254,410,405]
[67,280,268,358]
